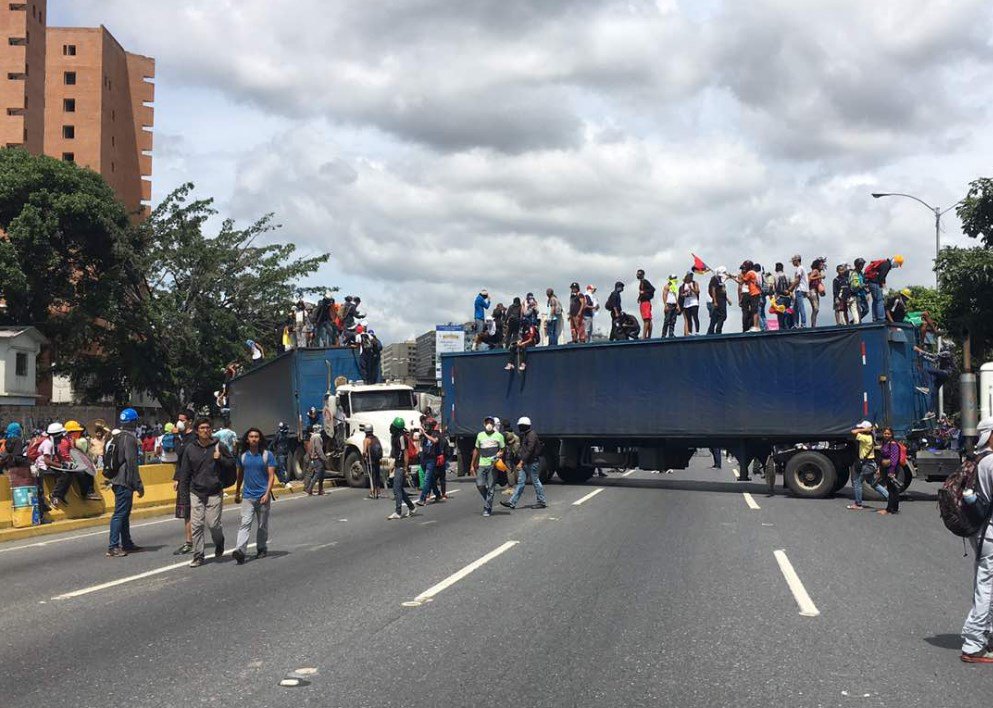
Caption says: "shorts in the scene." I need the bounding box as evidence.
[640,301,652,320]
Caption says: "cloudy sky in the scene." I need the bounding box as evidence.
[54,0,993,342]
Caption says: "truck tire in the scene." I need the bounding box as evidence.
[290,446,308,481]
[557,466,594,484]
[343,450,366,488]
[538,454,555,484]
[832,466,850,494]
[784,451,837,499]
[862,466,913,501]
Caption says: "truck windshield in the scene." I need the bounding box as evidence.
[349,390,417,413]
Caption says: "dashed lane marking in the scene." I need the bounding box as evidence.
[773,549,820,618]
[572,489,604,506]
[621,470,635,477]
[404,540,520,607]
[742,492,760,510]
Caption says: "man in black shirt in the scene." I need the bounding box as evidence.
[636,269,655,339]
[568,282,586,343]
[706,267,728,335]
[885,289,911,324]
[605,281,624,340]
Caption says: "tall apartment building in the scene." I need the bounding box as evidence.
[0,0,154,216]
[382,341,416,383]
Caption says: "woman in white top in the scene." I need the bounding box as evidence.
[679,272,701,335]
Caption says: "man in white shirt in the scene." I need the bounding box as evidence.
[583,285,599,342]
[791,254,808,329]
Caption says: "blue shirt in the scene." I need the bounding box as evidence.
[239,449,275,500]
[213,428,238,453]
[474,294,490,320]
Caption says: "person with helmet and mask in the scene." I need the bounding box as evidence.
[65,419,101,501]
[106,408,144,557]
[307,406,321,430]
[500,417,547,510]
[471,416,505,517]
[387,417,417,519]
[304,423,328,496]
[273,421,293,488]
[960,416,993,662]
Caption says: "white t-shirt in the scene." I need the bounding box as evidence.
[155,435,178,463]
[681,284,699,308]
[37,437,54,470]
[794,265,808,293]
[584,293,598,319]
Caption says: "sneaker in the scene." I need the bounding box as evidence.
[173,542,193,556]
[519,363,526,371]
[499,500,515,509]
[232,550,246,565]
[106,547,128,558]
[214,539,225,559]
[504,364,514,371]
[502,488,513,495]
[483,510,491,517]
[415,499,426,507]
[189,555,204,568]
[256,549,268,559]
[915,386,930,395]
[407,505,417,517]
[388,511,402,520]
[748,327,761,332]
[535,502,547,509]
[49,496,63,510]
[961,650,993,664]
[284,482,292,489]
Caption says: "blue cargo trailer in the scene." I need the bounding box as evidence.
[441,323,929,498]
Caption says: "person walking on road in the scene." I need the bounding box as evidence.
[233,428,275,564]
[416,418,442,506]
[848,420,876,511]
[387,418,416,520]
[961,417,993,662]
[106,408,145,557]
[172,410,195,555]
[363,426,384,499]
[471,416,505,517]
[305,424,327,496]
[501,417,547,510]
[877,427,901,516]
[177,418,235,568]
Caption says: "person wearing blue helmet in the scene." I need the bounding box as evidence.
[106,407,144,557]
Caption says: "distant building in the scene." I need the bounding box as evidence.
[0,0,155,217]
[414,330,436,387]
[382,341,416,384]
[0,326,46,405]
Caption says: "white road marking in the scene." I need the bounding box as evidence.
[742,493,760,510]
[773,549,820,617]
[731,468,740,479]
[52,543,256,600]
[308,542,338,552]
[572,489,604,506]
[407,540,519,605]
[621,470,635,478]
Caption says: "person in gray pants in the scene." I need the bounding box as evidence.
[176,418,236,568]
[471,416,505,517]
[233,428,275,564]
[961,418,993,663]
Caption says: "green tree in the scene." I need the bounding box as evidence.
[958,177,993,247]
[78,184,330,414]
[905,285,949,322]
[935,246,993,364]
[0,148,144,386]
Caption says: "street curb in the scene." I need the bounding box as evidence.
[0,483,313,544]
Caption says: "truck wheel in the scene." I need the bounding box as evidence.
[557,466,594,484]
[831,466,850,494]
[343,450,366,488]
[538,454,556,484]
[863,466,913,500]
[897,466,912,494]
[290,447,307,481]
[784,452,837,498]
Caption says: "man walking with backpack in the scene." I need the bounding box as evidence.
[106,408,144,558]
[233,427,275,564]
[961,417,993,662]
[176,418,236,568]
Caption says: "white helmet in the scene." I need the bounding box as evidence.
[47,422,66,436]
[978,416,993,449]
[517,416,532,427]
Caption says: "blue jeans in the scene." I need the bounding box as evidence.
[546,319,559,346]
[793,291,807,328]
[275,452,289,484]
[509,461,546,506]
[852,460,887,505]
[476,465,497,513]
[316,320,335,347]
[419,459,437,502]
[855,291,869,321]
[758,297,767,330]
[869,282,885,322]
[108,484,134,550]
[393,464,413,514]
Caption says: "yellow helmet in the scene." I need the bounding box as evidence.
[494,459,509,473]
[893,254,904,266]
[64,419,84,433]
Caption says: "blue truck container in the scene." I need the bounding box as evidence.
[441,323,929,498]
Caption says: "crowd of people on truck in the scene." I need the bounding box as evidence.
[470,254,917,360]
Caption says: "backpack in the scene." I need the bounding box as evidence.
[864,259,886,283]
[217,444,238,487]
[404,433,419,464]
[161,433,176,453]
[848,270,865,293]
[26,436,44,463]
[938,451,993,537]
[897,442,908,467]
[103,432,127,479]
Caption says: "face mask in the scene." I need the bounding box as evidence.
[518,426,528,434]
[485,424,494,433]
[177,421,186,432]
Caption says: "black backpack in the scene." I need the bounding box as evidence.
[368,436,383,462]
[938,451,992,538]
[103,431,130,479]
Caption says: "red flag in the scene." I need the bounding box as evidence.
[691,253,711,275]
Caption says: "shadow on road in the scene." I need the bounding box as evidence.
[923,634,961,651]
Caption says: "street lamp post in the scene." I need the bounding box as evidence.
[871,192,962,423]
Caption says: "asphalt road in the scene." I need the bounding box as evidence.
[0,455,987,707]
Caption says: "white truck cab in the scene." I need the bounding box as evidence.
[323,382,422,486]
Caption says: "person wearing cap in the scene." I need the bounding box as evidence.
[790,254,808,328]
[474,289,491,339]
[832,264,852,325]
[636,269,656,339]
[41,422,78,511]
[865,255,904,322]
[387,417,417,519]
[583,285,599,342]
[848,258,869,322]
[707,267,729,335]
[416,418,443,506]
[661,274,680,338]
[471,416,505,517]
[885,288,911,324]
[545,288,563,346]
[728,261,762,332]
[106,407,145,557]
[960,416,993,662]
[566,283,586,343]
[603,281,624,340]
[847,420,878,511]
[500,417,547,510]
[65,420,100,501]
